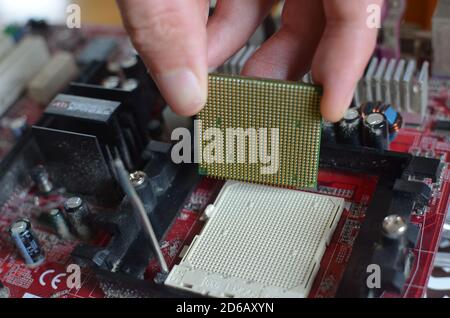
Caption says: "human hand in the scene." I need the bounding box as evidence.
[117,0,382,122]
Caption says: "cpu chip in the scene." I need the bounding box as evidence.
[165,181,344,298]
[197,74,323,189]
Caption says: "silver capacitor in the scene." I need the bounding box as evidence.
[120,55,139,77]
[322,121,337,144]
[48,208,73,240]
[64,197,91,240]
[9,219,45,267]
[337,108,362,146]
[0,281,9,298]
[363,113,389,150]
[101,76,120,89]
[121,78,139,92]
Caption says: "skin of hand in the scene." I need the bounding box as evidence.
[116,0,383,123]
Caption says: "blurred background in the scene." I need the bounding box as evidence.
[0,0,440,29]
[0,0,123,26]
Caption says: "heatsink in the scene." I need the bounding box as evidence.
[165,181,344,298]
[197,74,323,189]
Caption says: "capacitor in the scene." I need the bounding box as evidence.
[337,108,362,146]
[120,55,139,77]
[107,61,121,74]
[360,102,402,141]
[48,208,72,240]
[321,121,337,144]
[9,219,45,267]
[0,281,10,298]
[363,113,389,150]
[129,171,156,211]
[121,78,139,92]
[64,197,91,240]
[30,165,53,194]
[101,75,120,89]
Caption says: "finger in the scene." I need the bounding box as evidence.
[117,0,207,116]
[199,0,210,25]
[241,0,325,81]
[207,0,275,69]
[312,0,383,122]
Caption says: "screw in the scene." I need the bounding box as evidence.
[382,214,407,239]
[129,171,147,187]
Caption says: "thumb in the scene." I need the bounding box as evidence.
[117,0,208,116]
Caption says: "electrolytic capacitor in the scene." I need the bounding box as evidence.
[363,113,389,150]
[120,55,139,77]
[121,78,139,92]
[64,197,91,240]
[30,165,53,194]
[129,171,156,212]
[0,281,10,298]
[337,108,362,146]
[9,219,45,267]
[101,75,120,89]
[360,101,402,141]
[107,61,121,74]
[48,208,72,240]
[321,121,337,144]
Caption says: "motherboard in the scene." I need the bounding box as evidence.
[0,2,449,299]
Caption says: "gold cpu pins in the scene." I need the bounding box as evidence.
[197,73,323,189]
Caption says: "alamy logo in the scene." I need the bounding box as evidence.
[171,120,280,175]
[366,264,381,289]
[366,4,381,29]
[66,4,81,29]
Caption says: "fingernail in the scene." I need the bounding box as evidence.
[156,69,206,116]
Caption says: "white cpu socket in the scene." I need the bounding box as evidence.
[165,181,345,298]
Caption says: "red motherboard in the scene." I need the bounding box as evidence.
[0,28,449,299]
[0,152,448,298]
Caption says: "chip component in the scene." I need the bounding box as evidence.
[165,181,344,298]
[197,74,322,189]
